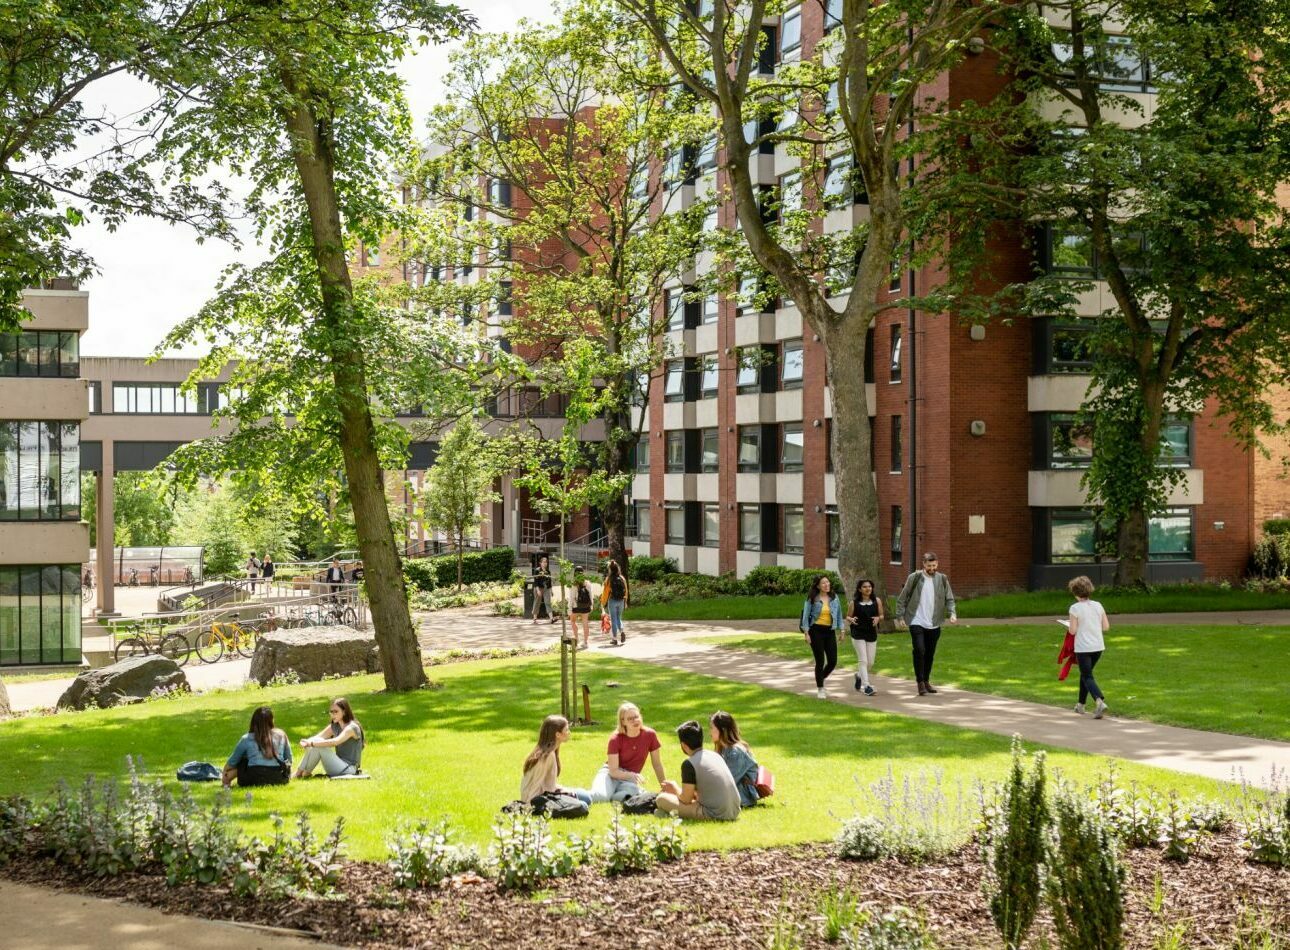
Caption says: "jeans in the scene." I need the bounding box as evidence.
[532,585,552,619]
[562,788,593,806]
[607,598,625,638]
[1076,650,1104,704]
[297,745,356,778]
[909,625,941,682]
[808,624,838,687]
[851,637,877,688]
[590,764,642,803]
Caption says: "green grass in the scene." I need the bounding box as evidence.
[0,654,1235,861]
[621,593,803,622]
[697,625,1290,741]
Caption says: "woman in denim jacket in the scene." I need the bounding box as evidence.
[799,575,844,698]
[711,711,761,808]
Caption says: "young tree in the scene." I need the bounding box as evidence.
[615,0,1005,596]
[970,2,1290,585]
[156,0,476,691]
[420,416,500,590]
[416,1,704,573]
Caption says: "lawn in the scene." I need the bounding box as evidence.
[697,624,1290,741]
[0,653,1236,861]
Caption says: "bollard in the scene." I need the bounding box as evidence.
[582,684,592,724]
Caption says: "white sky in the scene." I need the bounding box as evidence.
[77,0,556,357]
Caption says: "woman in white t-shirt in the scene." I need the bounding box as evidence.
[1067,575,1111,719]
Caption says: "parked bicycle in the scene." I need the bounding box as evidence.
[113,621,192,666]
[194,616,259,664]
[81,569,94,603]
[317,601,358,626]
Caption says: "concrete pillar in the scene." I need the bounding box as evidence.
[502,475,521,553]
[95,442,117,616]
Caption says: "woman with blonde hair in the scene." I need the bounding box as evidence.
[1067,575,1111,719]
[589,701,667,803]
[520,714,592,808]
[710,711,761,808]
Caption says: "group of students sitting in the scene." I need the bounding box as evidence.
[221,698,365,787]
[519,703,766,821]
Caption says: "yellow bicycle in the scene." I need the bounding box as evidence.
[194,618,259,663]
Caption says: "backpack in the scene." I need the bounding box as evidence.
[621,791,658,815]
[176,761,221,782]
[575,584,592,611]
[530,792,590,819]
[609,575,626,600]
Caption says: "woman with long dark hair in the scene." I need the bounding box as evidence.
[222,705,292,787]
[520,714,592,807]
[845,578,884,696]
[599,560,630,646]
[799,575,844,698]
[294,696,365,778]
[710,711,760,808]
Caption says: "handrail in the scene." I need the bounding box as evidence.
[118,585,368,635]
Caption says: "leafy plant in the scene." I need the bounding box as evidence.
[819,888,862,943]
[1159,793,1198,863]
[599,811,685,876]
[489,812,591,891]
[837,815,889,861]
[982,739,1049,950]
[1047,786,1125,950]
[234,812,345,898]
[1238,791,1290,867]
[0,794,34,864]
[388,821,483,889]
[843,906,936,950]
[627,555,678,582]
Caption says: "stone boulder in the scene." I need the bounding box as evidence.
[57,655,190,710]
[249,626,381,685]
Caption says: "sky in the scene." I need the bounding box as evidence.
[76,0,556,358]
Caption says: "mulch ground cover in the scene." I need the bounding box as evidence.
[3,831,1285,948]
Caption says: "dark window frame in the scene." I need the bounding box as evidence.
[782,504,805,554]
[780,423,805,473]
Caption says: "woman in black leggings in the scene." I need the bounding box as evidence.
[799,575,844,699]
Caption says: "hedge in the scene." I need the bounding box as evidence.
[404,546,516,590]
[741,565,842,596]
[628,556,678,582]
[1263,518,1290,538]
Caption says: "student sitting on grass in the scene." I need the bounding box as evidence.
[655,720,741,821]
[222,706,292,788]
[710,711,761,808]
[589,701,667,803]
[294,697,365,778]
[521,715,593,808]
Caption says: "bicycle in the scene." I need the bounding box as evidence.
[81,569,94,603]
[317,600,358,626]
[194,617,260,663]
[113,621,193,666]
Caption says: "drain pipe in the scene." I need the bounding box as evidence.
[906,26,919,563]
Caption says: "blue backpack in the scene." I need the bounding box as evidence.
[176,761,222,782]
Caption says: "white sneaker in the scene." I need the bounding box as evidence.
[1094,699,1107,720]
[816,688,827,699]
[1074,703,1085,715]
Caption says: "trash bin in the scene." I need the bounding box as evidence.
[523,578,552,619]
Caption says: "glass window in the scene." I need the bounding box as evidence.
[824,0,843,31]
[780,4,802,56]
[665,288,685,331]
[824,154,853,207]
[738,427,761,471]
[701,294,719,325]
[0,421,79,521]
[781,340,804,389]
[633,502,651,539]
[781,424,804,472]
[695,136,717,173]
[635,438,650,473]
[1049,414,1094,468]
[1051,31,1149,91]
[1149,508,1193,560]
[1050,509,1099,563]
[702,503,720,547]
[779,171,802,215]
[0,562,80,666]
[1049,322,1094,373]
[890,415,903,473]
[890,505,903,563]
[1161,419,1191,466]
[827,506,840,556]
[665,505,685,544]
[783,505,804,553]
[665,430,685,472]
[664,360,685,401]
[736,276,768,315]
[1049,227,1095,274]
[0,331,79,378]
[701,428,720,472]
[736,348,761,391]
[111,383,202,414]
[663,147,689,187]
[890,325,903,382]
[364,245,380,266]
[739,504,761,550]
[700,356,719,397]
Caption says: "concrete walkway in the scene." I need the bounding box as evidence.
[0,880,342,950]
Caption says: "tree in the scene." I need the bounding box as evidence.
[615,0,1005,596]
[156,0,477,690]
[420,416,499,590]
[416,1,704,574]
[82,471,184,548]
[965,1,1290,585]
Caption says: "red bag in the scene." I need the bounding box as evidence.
[754,765,775,799]
[600,612,611,635]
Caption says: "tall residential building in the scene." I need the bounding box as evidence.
[0,284,89,666]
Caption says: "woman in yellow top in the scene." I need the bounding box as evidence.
[600,560,630,646]
[799,575,844,698]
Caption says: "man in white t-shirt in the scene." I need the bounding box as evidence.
[895,552,958,696]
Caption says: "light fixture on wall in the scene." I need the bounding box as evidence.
[814,505,822,513]
[812,333,820,342]
[812,418,822,427]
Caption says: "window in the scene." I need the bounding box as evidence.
[890,415,903,473]
[1047,226,1096,275]
[825,417,833,472]
[1048,414,1094,469]
[782,505,804,553]
[781,424,804,472]
[890,257,902,292]
[827,250,857,296]
[736,275,769,315]
[758,24,778,73]
[664,360,685,401]
[1046,321,1094,374]
[1045,508,1192,563]
[1048,509,1101,563]
[827,506,840,556]
[778,171,802,216]
[0,331,79,378]
[0,565,82,665]
[695,356,717,398]
[662,147,691,188]
[702,503,720,547]
[364,244,380,266]
[780,339,804,389]
[665,431,685,472]
[487,177,511,207]
[823,153,855,207]
[738,426,761,471]
[665,288,685,332]
[88,381,101,414]
[495,280,513,317]
[1161,419,1192,466]
[701,294,719,325]
[824,0,843,32]
[780,4,802,57]
[695,136,718,173]
[0,421,79,521]
[632,502,651,540]
[665,504,685,544]
[736,348,761,392]
[739,504,761,550]
[889,325,903,382]
[112,383,201,414]
[634,438,650,473]
[1149,508,1193,560]
[890,505,903,562]
[701,428,720,472]
[1051,31,1151,92]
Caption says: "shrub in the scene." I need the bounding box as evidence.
[0,795,34,864]
[1238,791,1290,867]
[1159,793,1198,863]
[599,812,685,876]
[1092,767,1161,848]
[982,740,1049,950]
[1047,787,1125,950]
[742,565,841,596]
[492,599,519,617]
[404,546,515,590]
[837,815,889,861]
[867,767,970,863]
[628,555,677,582]
[1249,535,1290,580]
[409,578,520,611]
[1262,518,1290,538]
[819,888,862,942]
[388,821,483,889]
[234,812,345,898]
[842,906,936,950]
[489,811,591,891]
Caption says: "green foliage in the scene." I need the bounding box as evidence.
[627,556,678,582]
[836,815,889,861]
[1250,535,1290,581]
[1047,786,1125,950]
[488,811,592,891]
[819,888,862,943]
[837,768,971,864]
[842,906,936,950]
[170,478,297,576]
[403,548,516,591]
[419,417,500,589]
[599,810,685,876]
[409,578,520,612]
[1262,520,1290,539]
[234,812,345,898]
[743,566,842,597]
[982,739,1048,950]
[388,820,483,889]
[0,795,34,865]
[1238,790,1290,867]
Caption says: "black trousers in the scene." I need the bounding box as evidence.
[808,625,838,688]
[909,625,941,682]
[1076,650,1104,704]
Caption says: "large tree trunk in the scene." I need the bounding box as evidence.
[282,93,427,691]
[602,414,632,574]
[1113,385,1166,588]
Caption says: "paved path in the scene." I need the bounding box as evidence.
[0,880,342,950]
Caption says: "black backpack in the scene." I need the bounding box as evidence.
[575,584,592,611]
[609,575,626,600]
[530,792,590,819]
[621,791,658,815]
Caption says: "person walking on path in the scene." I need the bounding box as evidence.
[245,552,262,594]
[799,575,844,699]
[568,567,593,649]
[601,560,629,646]
[531,555,556,625]
[845,578,884,696]
[324,557,345,599]
[895,552,957,696]
[260,553,275,591]
[1067,575,1110,719]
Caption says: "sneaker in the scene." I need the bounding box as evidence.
[854,674,862,692]
[1074,703,1086,715]
[864,685,876,697]
[924,682,938,694]
[1094,699,1107,720]
[620,631,627,643]
[816,688,827,699]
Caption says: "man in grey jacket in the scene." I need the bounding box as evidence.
[895,552,957,696]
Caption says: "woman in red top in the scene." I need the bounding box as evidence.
[589,701,667,803]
